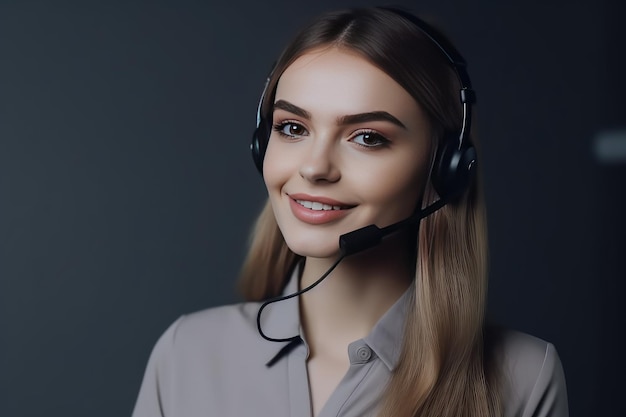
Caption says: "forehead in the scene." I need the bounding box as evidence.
[274,47,422,122]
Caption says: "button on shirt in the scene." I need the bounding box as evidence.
[132,267,568,417]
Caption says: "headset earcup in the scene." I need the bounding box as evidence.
[251,114,272,175]
[250,129,264,174]
[431,135,476,200]
[251,74,273,176]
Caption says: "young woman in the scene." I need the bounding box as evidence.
[132,7,568,417]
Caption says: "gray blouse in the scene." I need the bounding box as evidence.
[132,273,568,417]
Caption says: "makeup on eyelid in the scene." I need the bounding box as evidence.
[272,121,391,148]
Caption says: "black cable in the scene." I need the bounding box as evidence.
[256,253,346,343]
[255,198,448,343]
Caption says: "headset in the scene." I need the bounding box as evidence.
[253,8,479,341]
[250,7,477,203]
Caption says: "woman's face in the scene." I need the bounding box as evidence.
[263,47,432,258]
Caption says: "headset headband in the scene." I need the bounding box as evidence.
[251,7,478,201]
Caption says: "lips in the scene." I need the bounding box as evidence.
[287,193,354,224]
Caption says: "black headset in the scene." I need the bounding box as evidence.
[251,7,477,202]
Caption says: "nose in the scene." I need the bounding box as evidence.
[298,137,341,183]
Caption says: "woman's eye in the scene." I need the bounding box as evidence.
[273,122,308,138]
[351,131,389,148]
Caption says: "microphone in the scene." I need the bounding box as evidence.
[338,198,446,256]
[257,198,447,343]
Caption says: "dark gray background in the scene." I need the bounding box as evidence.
[1,0,624,416]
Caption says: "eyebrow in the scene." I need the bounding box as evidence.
[339,111,406,129]
[273,100,311,119]
[273,99,407,129]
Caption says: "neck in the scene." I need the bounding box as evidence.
[299,233,414,357]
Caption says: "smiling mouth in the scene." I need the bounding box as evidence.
[294,199,355,211]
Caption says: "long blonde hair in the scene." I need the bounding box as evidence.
[239,7,501,417]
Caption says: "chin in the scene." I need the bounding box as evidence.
[283,236,342,259]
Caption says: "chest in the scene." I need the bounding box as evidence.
[307,354,350,416]
[172,341,390,417]
[284,342,388,417]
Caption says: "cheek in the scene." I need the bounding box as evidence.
[262,137,300,200]
[361,157,428,214]
[379,176,421,209]
[262,139,285,190]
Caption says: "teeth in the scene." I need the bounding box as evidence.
[296,199,343,211]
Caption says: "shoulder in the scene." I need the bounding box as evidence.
[133,302,290,417]
[488,328,569,417]
[155,302,262,357]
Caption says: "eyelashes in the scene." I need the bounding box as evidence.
[272,121,391,149]
[273,121,308,138]
[351,131,390,148]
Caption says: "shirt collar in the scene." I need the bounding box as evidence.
[363,284,412,371]
[260,263,411,371]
